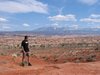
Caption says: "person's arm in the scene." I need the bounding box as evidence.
[21,41,25,53]
[28,41,30,51]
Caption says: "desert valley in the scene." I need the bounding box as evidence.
[0,35,100,75]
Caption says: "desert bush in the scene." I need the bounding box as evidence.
[60,43,67,47]
[0,53,5,56]
[42,56,49,60]
[17,44,20,47]
[40,44,45,48]
[86,55,96,62]
[32,45,36,48]
[17,53,21,56]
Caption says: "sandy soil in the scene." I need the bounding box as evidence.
[0,56,100,75]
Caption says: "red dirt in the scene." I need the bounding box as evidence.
[0,56,100,75]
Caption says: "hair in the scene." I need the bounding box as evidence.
[24,36,28,39]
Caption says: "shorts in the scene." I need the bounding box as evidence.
[25,52,29,56]
[23,48,29,52]
[22,50,29,56]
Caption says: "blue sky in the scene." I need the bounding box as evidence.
[0,0,100,31]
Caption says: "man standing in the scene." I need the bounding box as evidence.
[21,36,32,66]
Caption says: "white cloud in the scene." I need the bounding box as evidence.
[0,17,8,22]
[0,0,48,14]
[51,23,61,30]
[69,24,79,30]
[0,17,9,30]
[72,24,79,28]
[51,23,59,27]
[78,0,98,5]
[58,7,64,14]
[90,14,100,18]
[95,26,100,28]
[80,18,100,22]
[49,14,77,22]
[0,25,11,31]
[2,26,11,29]
[23,23,30,27]
[80,14,100,23]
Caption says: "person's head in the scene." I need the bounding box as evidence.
[24,36,28,40]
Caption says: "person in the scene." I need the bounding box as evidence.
[21,36,32,66]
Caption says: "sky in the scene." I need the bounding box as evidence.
[0,0,100,31]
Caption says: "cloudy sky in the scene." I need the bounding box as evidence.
[0,0,100,31]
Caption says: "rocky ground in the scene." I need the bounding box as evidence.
[0,35,100,75]
[0,56,100,75]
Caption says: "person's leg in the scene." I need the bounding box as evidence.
[26,52,32,66]
[22,52,25,63]
[26,52,29,63]
[20,51,25,66]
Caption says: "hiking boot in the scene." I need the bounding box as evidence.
[28,63,32,66]
[20,62,25,67]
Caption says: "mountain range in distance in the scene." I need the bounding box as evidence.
[0,26,100,36]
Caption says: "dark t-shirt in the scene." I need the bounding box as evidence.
[21,40,29,52]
